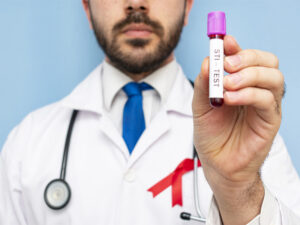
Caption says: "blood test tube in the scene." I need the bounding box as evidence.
[207,11,226,107]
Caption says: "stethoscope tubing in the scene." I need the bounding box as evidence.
[179,151,206,223]
[193,149,206,221]
[44,110,78,210]
[60,110,78,180]
[45,108,207,223]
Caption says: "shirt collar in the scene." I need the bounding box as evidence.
[102,60,132,111]
[102,59,178,111]
[142,60,178,107]
[60,60,193,117]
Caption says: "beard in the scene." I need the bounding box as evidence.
[89,8,185,75]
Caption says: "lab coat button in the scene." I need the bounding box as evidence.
[124,169,136,182]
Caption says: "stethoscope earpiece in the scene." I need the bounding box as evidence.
[44,179,71,210]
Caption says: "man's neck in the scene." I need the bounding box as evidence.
[105,54,175,82]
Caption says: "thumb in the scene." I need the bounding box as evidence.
[192,57,211,117]
[224,35,242,56]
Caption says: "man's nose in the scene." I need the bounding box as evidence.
[124,0,149,14]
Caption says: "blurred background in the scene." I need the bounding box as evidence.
[0,0,299,173]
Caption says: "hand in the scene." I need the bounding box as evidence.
[192,35,285,224]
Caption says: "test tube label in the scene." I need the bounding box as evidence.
[209,39,224,98]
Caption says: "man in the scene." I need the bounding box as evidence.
[1,0,300,224]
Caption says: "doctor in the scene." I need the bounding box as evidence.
[1,0,300,224]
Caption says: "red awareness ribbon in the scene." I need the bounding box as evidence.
[147,158,201,207]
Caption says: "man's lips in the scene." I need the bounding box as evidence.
[122,24,153,38]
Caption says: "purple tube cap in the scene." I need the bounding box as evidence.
[207,11,226,36]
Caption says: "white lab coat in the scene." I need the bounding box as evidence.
[1,63,300,225]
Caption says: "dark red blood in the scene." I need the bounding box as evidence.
[210,98,224,108]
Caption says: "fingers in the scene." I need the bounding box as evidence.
[224,35,242,56]
[222,35,283,118]
[225,49,279,73]
[197,35,283,120]
[224,35,279,72]
[224,87,280,120]
[224,67,285,100]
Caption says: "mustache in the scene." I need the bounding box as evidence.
[113,12,164,37]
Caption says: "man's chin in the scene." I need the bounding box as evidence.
[108,54,162,74]
[116,49,156,63]
[119,36,159,50]
[114,56,152,68]
[125,38,151,48]
[106,41,170,74]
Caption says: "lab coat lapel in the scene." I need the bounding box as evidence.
[127,107,171,168]
[61,64,130,158]
[98,113,130,159]
[60,62,194,164]
[61,65,103,114]
[127,65,194,167]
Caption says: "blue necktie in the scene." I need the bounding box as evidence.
[122,82,153,154]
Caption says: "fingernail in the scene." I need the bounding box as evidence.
[228,73,242,85]
[226,55,242,67]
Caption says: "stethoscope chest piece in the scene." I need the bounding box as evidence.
[44,179,71,210]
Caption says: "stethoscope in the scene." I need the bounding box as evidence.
[180,149,207,223]
[44,108,207,223]
[44,110,78,210]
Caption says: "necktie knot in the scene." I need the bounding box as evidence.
[123,82,153,97]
